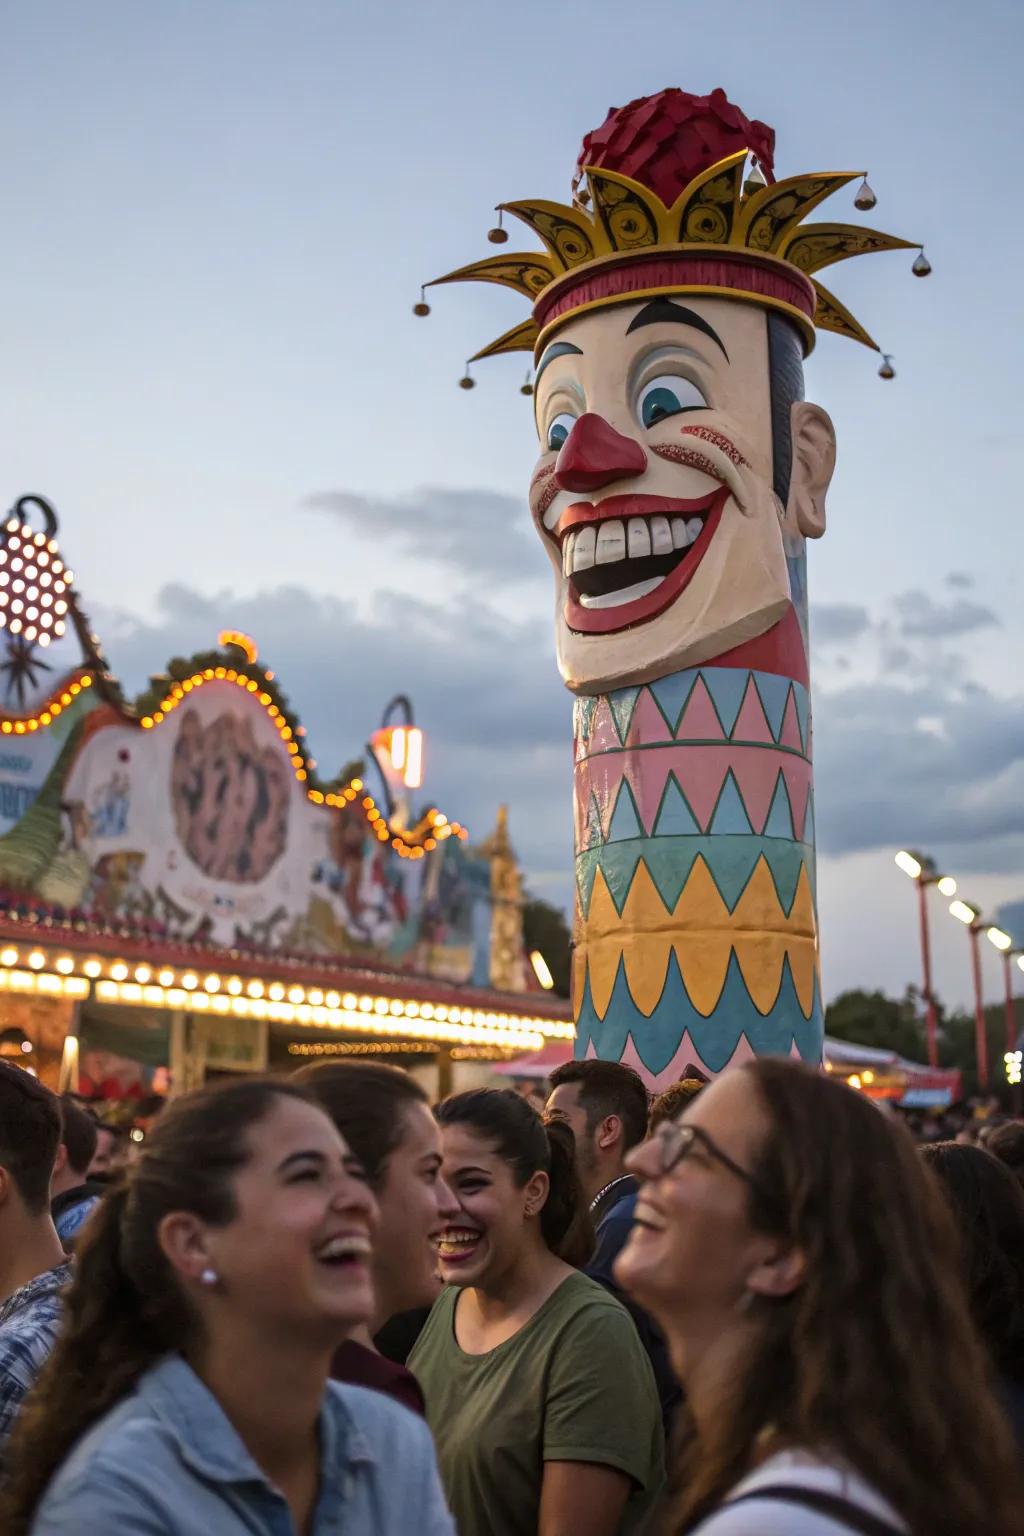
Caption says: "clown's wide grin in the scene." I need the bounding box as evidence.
[552,488,728,635]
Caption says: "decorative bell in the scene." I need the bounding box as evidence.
[878,354,896,380]
[459,371,476,390]
[520,372,534,397]
[854,178,877,211]
[912,251,932,277]
[743,157,767,196]
[488,210,509,244]
[413,288,431,317]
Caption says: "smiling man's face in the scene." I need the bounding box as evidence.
[529,295,828,694]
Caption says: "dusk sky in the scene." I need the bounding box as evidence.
[3,0,1023,1013]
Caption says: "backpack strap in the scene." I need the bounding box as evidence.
[724,1484,904,1536]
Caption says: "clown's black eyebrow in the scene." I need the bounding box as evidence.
[534,340,584,384]
[626,300,729,361]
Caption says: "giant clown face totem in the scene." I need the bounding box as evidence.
[428,88,923,1083]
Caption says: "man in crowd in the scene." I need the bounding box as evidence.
[87,1120,121,1178]
[0,1062,73,1452]
[51,1096,104,1248]
[545,1059,680,1426]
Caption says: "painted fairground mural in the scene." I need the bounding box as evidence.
[424,86,930,1083]
[0,496,503,992]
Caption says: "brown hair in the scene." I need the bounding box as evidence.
[59,1094,99,1177]
[648,1078,705,1132]
[0,1060,61,1214]
[294,1060,428,1188]
[1,1076,313,1535]
[665,1058,1022,1536]
[437,1088,594,1265]
[548,1058,649,1149]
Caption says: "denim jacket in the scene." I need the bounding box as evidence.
[30,1353,455,1535]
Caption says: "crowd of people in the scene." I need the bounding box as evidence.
[0,1051,1022,1534]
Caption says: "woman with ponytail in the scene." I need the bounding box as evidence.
[409,1088,664,1536]
[2,1077,454,1536]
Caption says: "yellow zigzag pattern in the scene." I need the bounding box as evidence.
[574,855,818,1022]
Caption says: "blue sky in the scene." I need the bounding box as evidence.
[3,0,1023,1015]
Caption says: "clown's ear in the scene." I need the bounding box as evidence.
[786,402,835,539]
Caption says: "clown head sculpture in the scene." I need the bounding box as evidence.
[426,88,923,1082]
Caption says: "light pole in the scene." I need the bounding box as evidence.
[895,851,957,1068]
[949,899,988,1090]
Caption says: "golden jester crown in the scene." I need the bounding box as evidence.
[417,87,930,384]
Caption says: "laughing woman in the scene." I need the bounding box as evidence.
[410,1088,664,1536]
[615,1058,1023,1536]
[2,1078,454,1536]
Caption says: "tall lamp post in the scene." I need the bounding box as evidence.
[949,899,989,1090]
[894,851,957,1068]
[984,926,1022,1056]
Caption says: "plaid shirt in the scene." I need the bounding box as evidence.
[0,1261,72,1451]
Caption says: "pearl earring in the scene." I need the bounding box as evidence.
[200,1267,219,1287]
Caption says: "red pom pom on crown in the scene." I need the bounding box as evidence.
[574,86,776,207]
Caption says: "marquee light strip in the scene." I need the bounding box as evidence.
[93,978,551,1051]
[0,673,93,734]
[137,667,468,851]
[0,944,574,1045]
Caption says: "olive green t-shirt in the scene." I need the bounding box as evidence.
[409,1270,665,1536]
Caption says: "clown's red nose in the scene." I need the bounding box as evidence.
[554,413,647,493]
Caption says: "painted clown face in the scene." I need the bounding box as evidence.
[529,295,836,693]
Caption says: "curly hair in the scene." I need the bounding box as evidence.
[664,1059,1022,1536]
[1,1076,312,1535]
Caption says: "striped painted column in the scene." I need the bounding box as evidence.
[571,603,822,1085]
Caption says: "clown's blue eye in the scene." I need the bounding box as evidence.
[546,412,576,452]
[637,374,707,428]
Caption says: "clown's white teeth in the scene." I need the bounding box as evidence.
[579,576,665,609]
[628,519,652,559]
[595,519,626,565]
[650,515,673,555]
[572,526,596,572]
[565,513,705,575]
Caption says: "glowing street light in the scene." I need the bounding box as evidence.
[948,898,989,1089]
[894,850,957,1067]
[986,926,1023,1092]
[529,950,555,990]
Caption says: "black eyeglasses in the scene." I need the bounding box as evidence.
[648,1120,776,1210]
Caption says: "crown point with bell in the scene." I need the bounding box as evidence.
[520,371,534,397]
[912,249,932,277]
[459,367,476,390]
[413,286,431,317]
[854,177,877,211]
[743,155,767,196]
[878,354,896,380]
[487,209,509,244]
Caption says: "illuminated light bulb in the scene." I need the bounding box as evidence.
[227,976,243,995]
[288,985,305,1004]
[140,717,154,729]
[325,991,341,1008]
[55,600,67,614]
[247,980,265,999]
[204,974,221,992]
[55,955,75,975]
[268,982,286,1002]
[894,850,923,879]
[83,959,102,978]
[40,712,51,726]
[10,558,22,573]
[11,579,23,594]
[936,875,957,897]
[25,607,37,621]
[181,972,198,990]
[27,950,45,969]
[110,961,129,981]
[158,969,175,986]
[10,600,22,614]
[0,946,17,966]
[949,899,979,926]
[987,926,1013,952]
[308,988,324,1005]
[374,998,389,1015]
[33,531,45,546]
[134,964,152,983]
[23,627,37,643]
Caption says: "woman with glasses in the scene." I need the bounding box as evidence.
[615,1057,1022,1536]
